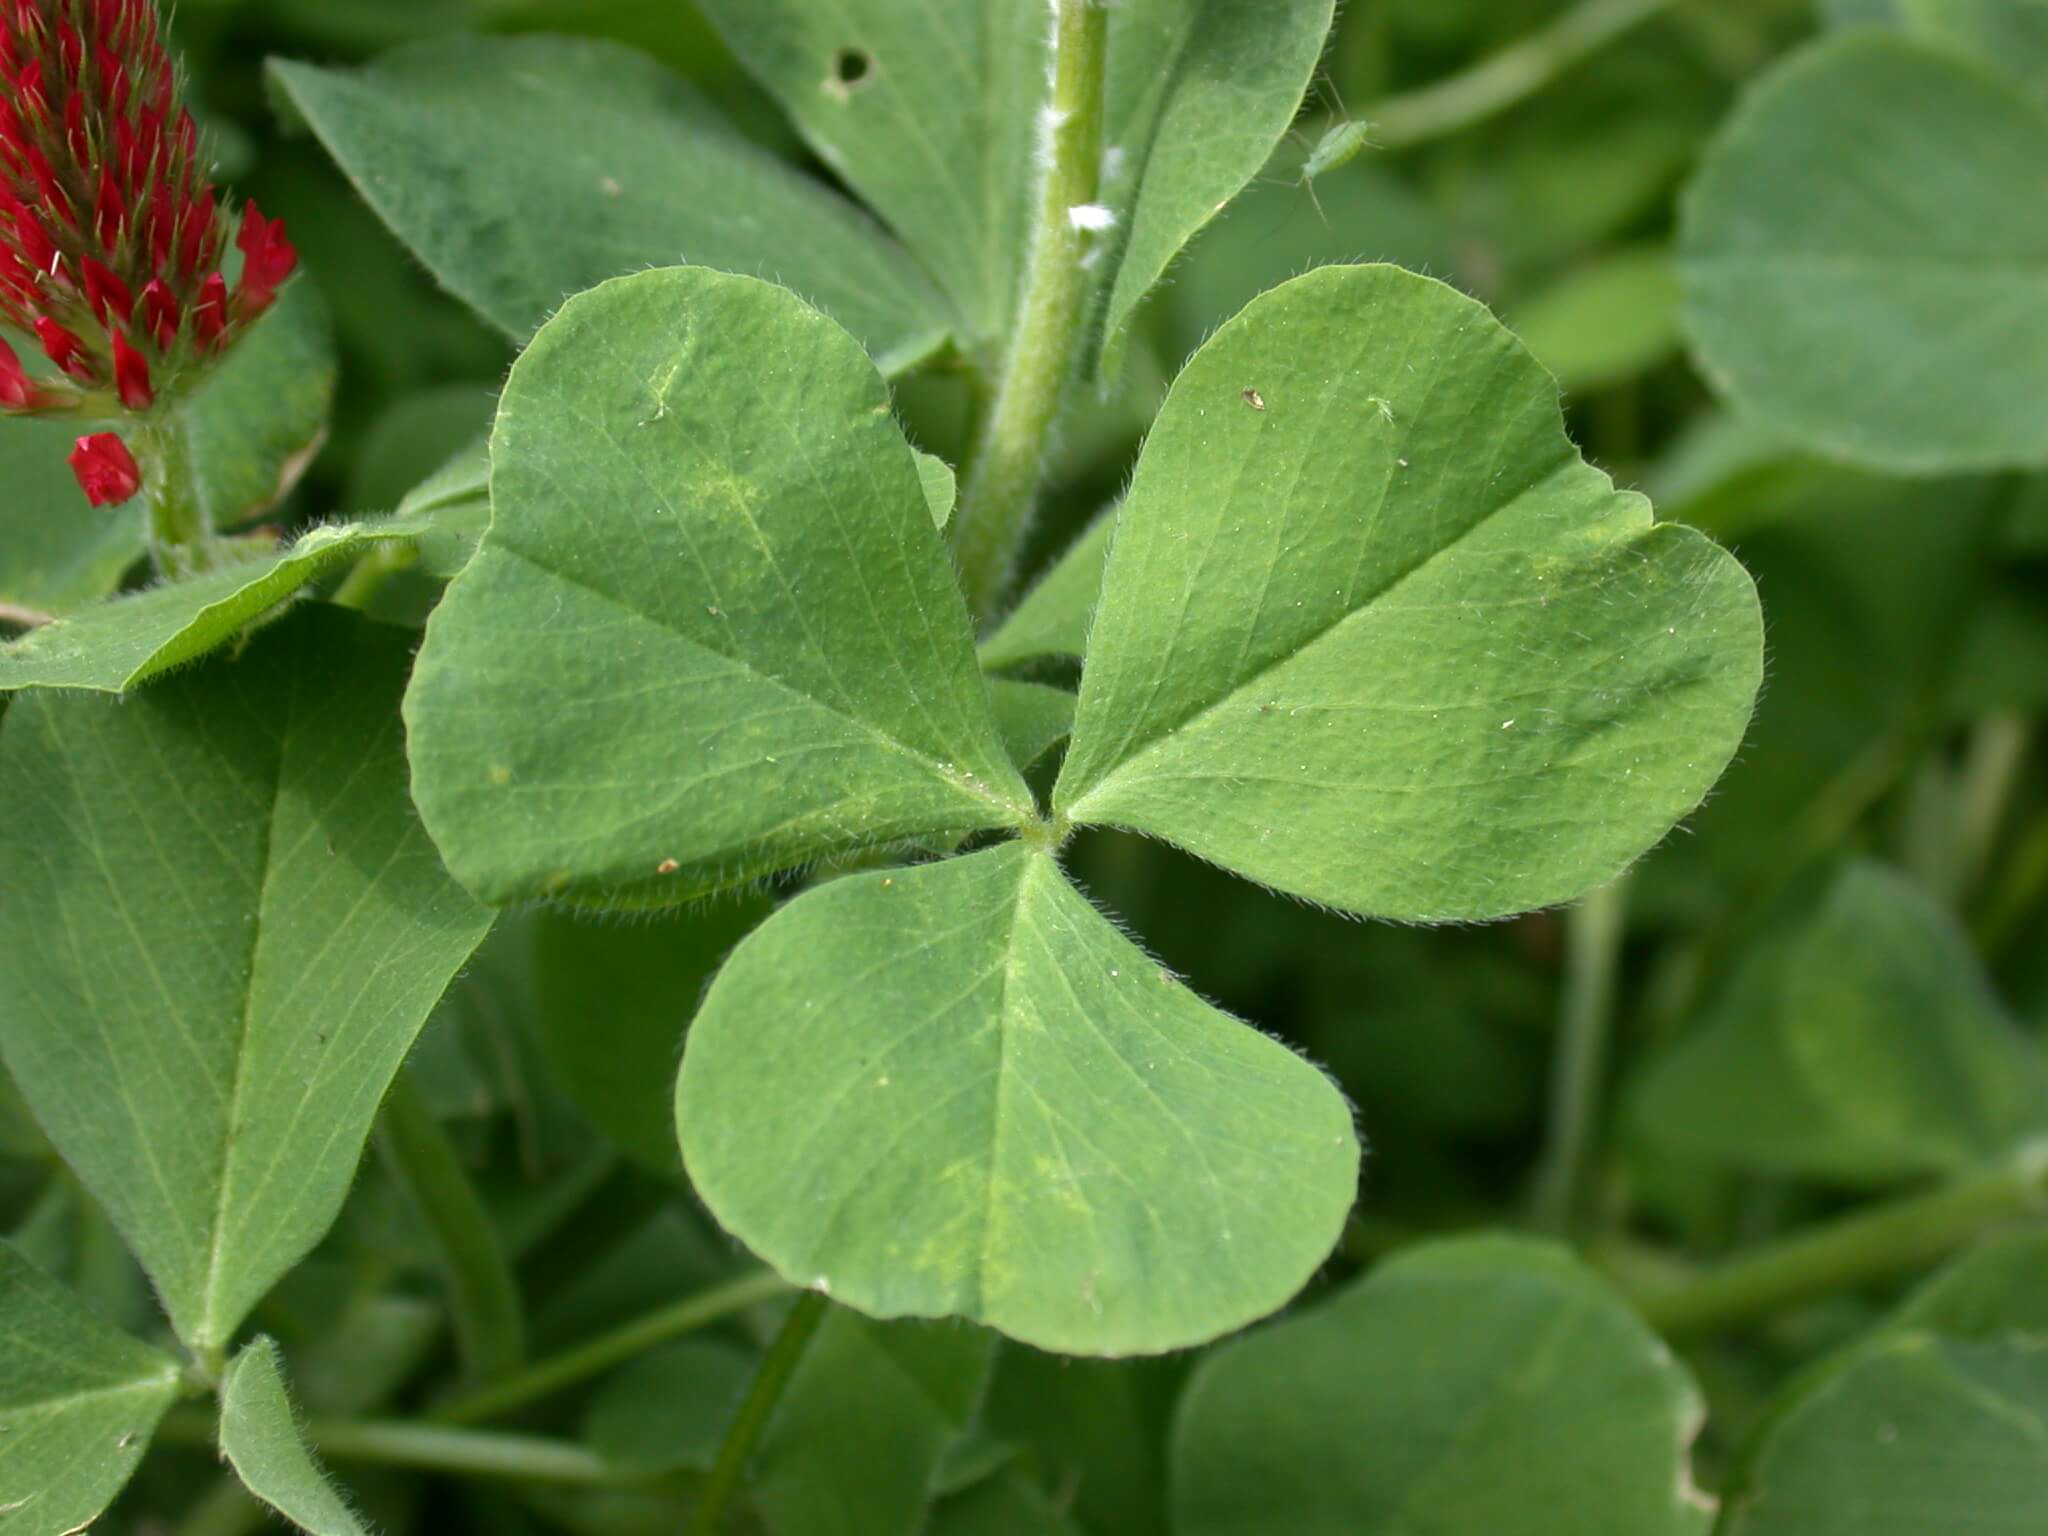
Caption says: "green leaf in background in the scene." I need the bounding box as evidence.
[1718,1333,2048,1535]
[269,36,953,372]
[692,0,1045,346]
[0,417,146,619]
[583,1338,753,1477]
[0,605,494,1357]
[1510,244,1681,393]
[0,517,431,693]
[181,282,338,531]
[1172,1236,1711,1536]
[1094,0,1333,379]
[1882,1224,2048,1344]
[0,1242,182,1535]
[1679,32,2048,472]
[530,894,776,1178]
[1631,862,2048,1185]
[1055,264,1764,922]
[930,1474,1087,1536]
[677,842,1359,1356]
[988,680,1078,775]
[219,1337,372,1536]
[979,509,1113,673]
[405,268,1032,909]
[1822,0,2048,102]
[752,1313,994,1536]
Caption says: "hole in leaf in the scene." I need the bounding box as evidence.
[825,47,875,99]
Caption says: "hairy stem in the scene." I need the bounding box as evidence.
[951,0,1110,624]
[1370,0,1683,149]
[329,540,418,613]
[1634,1140,2048,1337]
[375,1068,527,1386]
[157,1406,622,1485]
[136,411,217,579]
[434,1268,791,1426]
[1531,875,1631,1234]
[686,1290,831,1536]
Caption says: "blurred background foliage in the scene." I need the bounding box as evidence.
[7,0,2048,1529]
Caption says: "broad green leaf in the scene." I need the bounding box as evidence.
[1055,264,1763,922]
[0,517,431,694]
[584,1338,752,1476]
[1095,0,1334,378]
[269,36,952,372]
[181,282,338,530]
[0,1242,182,1536]
[1510,245,1682,392]
[1679,33,2048,471]
[1718,1333,2048,1535]
[405,267,1032,909]
[676,842,1359,1355]
[530,894,776,1178]
[753,1313,995,1536]
[1883,1224,2048,1344]
[0,416,146,618]
[1822,0,2048,101]
[692,0,1045,344]
[219,1338,372,1536]
[979,510,1113,673]
[1631,862,2048,1185]
[1172,1236,1711,1536]
[931,1474,1087,1536]
[918,450,958,531]
[0,605,494,1355]
[988,680,1077,774]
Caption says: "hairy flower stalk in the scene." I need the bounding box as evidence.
[1,0,296,548]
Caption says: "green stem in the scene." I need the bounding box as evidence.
[951,0,1110,624]
[433,1268,791,1426]
[329,540,418,613]
[136,410,217,579]
[686,1290,830,1536]
[1634,1140,2048,1337]
[375,1068,527,1386]
[156,1405,623,1486]
[1955,713,2030,893]
[1369,0,1684,149]
[1531,875,1630,1234]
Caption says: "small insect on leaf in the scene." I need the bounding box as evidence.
[1242,388,1266,410]
[1301,119,1376,182]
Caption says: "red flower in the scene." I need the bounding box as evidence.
[68,429,140,504]
[0,0,297,433]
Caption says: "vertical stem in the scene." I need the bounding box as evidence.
[1956,714,2030,893]
[1531,875,1630,1234]
[951,0,1110,624]
[685,1290,830,1536]
[135,410,216,579]
[375,1068,528,1386]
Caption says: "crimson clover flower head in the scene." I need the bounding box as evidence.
[1,0,298,497]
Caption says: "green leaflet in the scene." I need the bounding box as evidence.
[692,0,1047,347]
[1822,0,2048,102]
[1631,862,2048,1185]
[1509,243,1681,392]
[1885,1226,2048,1344]
[1719,1334,2048,1535]
[219,1338,372,1536]
[676,843,1359,1357]
[1094,0,1334,379]
[583,1339,753,1476]
[0,517,431,693]
[988,679,1078,775]
[752,1313,995,1536]
[1171,1236,1711,1536]
[269,36,953,372]
[1679,32,2048,472]
[404,268,1032,909]
[695,0,1329,366]
[979,509,1114,673]
[0,1242,182,1536]
[1055,264,1763,922]
[0,605,494,1356]
[918,450,959,531]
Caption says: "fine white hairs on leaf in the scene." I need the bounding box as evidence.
[1103,144,1128,183]
[1069,203,1117,232]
